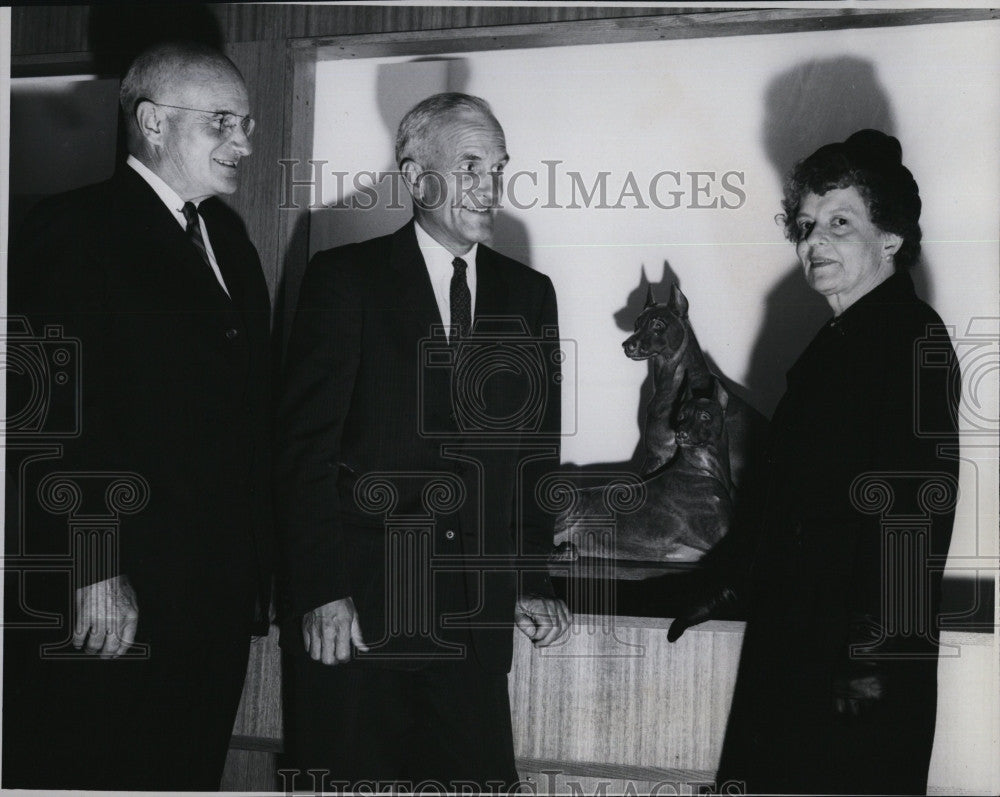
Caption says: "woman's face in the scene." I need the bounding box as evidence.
[794,185,901,314]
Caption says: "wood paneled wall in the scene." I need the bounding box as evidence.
[217,617,746,792]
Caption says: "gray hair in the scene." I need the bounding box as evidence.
[394,92,498,168]
[120,41,242,152]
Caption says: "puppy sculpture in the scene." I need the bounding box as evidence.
[552,379,733,563]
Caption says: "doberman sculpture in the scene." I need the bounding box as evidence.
[550,284,766,566]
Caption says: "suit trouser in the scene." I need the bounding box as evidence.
[3,616,252,790]
[284,652,519,791]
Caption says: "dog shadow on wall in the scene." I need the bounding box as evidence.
[560,262,763,480]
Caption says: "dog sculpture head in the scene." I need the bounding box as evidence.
[675,379,729,449]
[622,283,691,361]
[674,378,733,491]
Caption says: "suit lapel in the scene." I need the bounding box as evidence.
[391,221,445,341]
[199,199,246,309]
[113,169,236,310]
[389,221,512,339]
[473,245,509,325]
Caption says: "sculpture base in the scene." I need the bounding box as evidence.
[549,555,700,581]
[548,558,743,620]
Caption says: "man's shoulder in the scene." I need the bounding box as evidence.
[481,244,553,292]
[310,229,395,270]
[22,177,117,229]
[17,169,166,241]
[298,230,397,303]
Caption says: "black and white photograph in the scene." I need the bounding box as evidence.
[1,2,998,794]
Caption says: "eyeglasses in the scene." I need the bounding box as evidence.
[136,97,255,138]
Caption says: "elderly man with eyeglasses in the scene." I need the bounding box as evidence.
[3,41,272,790]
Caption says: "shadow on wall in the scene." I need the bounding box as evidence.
[746,55,936,417]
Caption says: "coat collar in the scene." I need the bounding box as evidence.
[389,220,509,337]
[786,269,917,387]
[110,167,240,308]
[825,268,916,336]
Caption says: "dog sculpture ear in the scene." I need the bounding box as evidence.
[713,378,729,412]
[644,285,657,309]
[668,284,689,319]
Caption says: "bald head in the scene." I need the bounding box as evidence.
[121,41,252,203]
[120,41,245,156]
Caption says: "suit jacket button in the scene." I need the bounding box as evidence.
[225,328,239,340]
[445,530,456,540]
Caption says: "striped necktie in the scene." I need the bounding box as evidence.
[450,256,472,341]
[181,201,211,267]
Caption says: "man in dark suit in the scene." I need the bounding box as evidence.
[277,93,571,789]
[3,41,272,790]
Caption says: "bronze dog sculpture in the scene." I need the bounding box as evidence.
[549,283,765,568]
[623,283,765,491]
[552,379,733,563]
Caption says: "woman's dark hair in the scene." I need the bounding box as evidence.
[780,129,922,269]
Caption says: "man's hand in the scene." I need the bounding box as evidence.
[302,597,369,665]
[73,574,139,658]
[515,596,571,647]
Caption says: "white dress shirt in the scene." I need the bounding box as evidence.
[414,220,477,340]
[126,155,230,297]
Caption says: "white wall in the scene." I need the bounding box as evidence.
[310,23,999,792]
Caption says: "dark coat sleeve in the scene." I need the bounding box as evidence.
[275,248,363,617]
[8,193,133,583]
[847,310,959,645]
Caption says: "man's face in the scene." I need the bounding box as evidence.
[155,63,252,203]
[410,109,508,256]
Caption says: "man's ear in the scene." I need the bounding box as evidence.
[134,100,165,147]
[400,159,422,201]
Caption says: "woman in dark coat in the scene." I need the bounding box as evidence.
[671,130,960,795]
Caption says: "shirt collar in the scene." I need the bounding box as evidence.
[413,220,478,274]
[126,155,196,228]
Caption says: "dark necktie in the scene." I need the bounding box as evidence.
[450,256,472,341]
[181,201,211,267]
